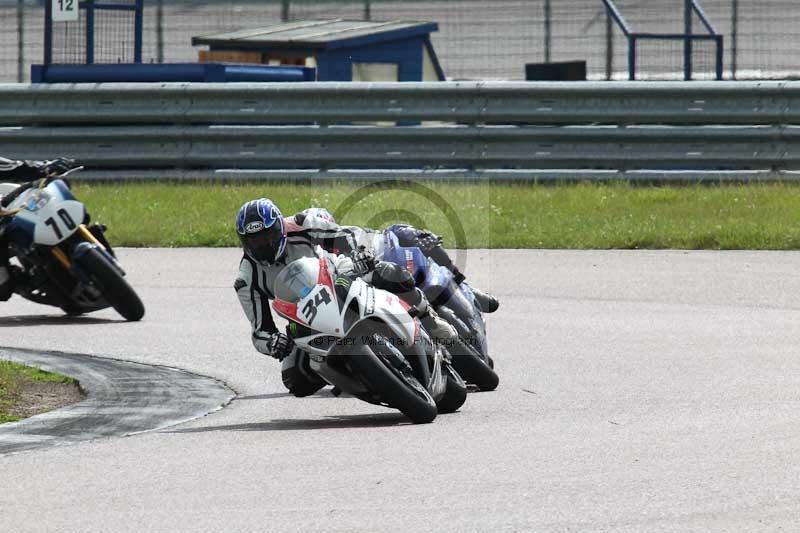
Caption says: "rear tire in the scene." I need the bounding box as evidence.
[449,337,499,392]
[347,332,437,424]
[76,248,144,321]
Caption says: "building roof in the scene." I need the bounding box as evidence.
[192,19,439,51]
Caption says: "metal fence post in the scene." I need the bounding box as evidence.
[156,0,164,63]
[628,35,636,80]
[731,0,738,79]
[16,0,24,82]
[605,8,613,80]
[544,0,552,63]
[44,0,52,65]
[281,0,290,22]
[134,0,143,63]
[684,0,693,80]
[364,0,371,21]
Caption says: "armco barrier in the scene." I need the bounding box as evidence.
[0,81,799,181]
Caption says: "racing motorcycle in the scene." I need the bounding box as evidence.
[0,169,144,321]
[381,229,499,391]
[271,252,467,423]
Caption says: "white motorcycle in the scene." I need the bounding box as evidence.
[0,169,144,321]
[272,252,467,423]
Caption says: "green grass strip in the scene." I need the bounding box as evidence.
[0,360,77,423]
[73,181,800,249]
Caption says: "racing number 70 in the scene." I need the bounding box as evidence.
[44,208,77,240]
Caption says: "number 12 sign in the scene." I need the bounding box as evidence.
[52,0,79,22]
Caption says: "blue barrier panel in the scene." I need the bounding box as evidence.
[224,65,315,82]
[31,63,315,83]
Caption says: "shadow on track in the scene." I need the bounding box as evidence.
[168,412,412,433]
[0,315,122,327]
[233,391,340,401]
[233,392,297,401]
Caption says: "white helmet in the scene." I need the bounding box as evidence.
[301,207,337,229]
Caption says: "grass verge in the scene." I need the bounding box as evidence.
[73,181,800,249]
[0,361,78,423]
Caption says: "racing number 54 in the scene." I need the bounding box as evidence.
[44,208,77,240]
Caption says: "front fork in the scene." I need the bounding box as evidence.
[50,224,108,270]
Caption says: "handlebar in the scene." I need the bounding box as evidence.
[0,165,83,210]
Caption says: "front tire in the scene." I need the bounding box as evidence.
[436,361,467,414]
[449,337,499,391]
[76,248,144,321]
[347,331,437,424]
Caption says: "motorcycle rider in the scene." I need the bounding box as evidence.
[234,198,457,397]
[0,157,76,301]
[290,207,499,313]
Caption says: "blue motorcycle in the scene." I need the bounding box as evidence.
[382,229,498,391]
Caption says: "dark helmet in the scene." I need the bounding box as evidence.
[236,198,287,265]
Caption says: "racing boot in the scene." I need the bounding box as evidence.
[471,287,499,313]
[403,287,457,342]
[450,266,499,314]
[418,306,457,342]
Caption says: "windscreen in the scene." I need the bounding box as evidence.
[273,257,321,303]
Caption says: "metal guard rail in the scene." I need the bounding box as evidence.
[1,81,799,180]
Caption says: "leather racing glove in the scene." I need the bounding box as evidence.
[352,245,377,276]
[266,332,295,361]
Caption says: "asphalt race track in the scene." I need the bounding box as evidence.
[2,248,800,531]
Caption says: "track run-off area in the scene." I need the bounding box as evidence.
[2,248,800,531]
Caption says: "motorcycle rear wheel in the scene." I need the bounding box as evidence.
[76,248,144,321]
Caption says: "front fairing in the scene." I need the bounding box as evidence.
[347,278,417,346]
[5,180,84,247]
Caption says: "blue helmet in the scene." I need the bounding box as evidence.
[236,198,287,265]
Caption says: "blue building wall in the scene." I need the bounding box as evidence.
[315,36,425,82]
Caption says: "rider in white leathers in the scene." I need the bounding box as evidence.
[235,199,457,397]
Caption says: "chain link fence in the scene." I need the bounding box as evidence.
[3,0,800,82]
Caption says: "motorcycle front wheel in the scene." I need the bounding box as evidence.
[347,328,438,424]
[435,359,468,414]
[76,248,144,321]
[448,337,499,392]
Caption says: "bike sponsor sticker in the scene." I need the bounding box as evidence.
[405,249,414,272]
[25,191,51,212]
